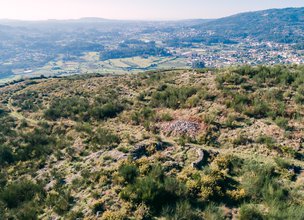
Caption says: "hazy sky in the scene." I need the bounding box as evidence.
[0,0,303,20]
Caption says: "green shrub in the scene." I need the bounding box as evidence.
[161,201,202,220]
[16,128,55,161]
[0,181,42,209]
[13,201,41,220]
[0,145,14,166]
[12,91,42,112]
[150,86,197,109]
[119,164,139,183]
[241,162,289,205]
[239,204,263,220]
[46,189,73,215]
[90,128,120,147]
[45,97,89,120]
[268,204,304,220]
[92,200,105,214]
[233,134,251,146]
[295,86,304,104]
[0,109,5,117]
[131,107,156,126]
[90,102,124,120]
[274,157,291,169]
[204,203,225,220]
[256,135,276,149]
[161,113,173,121]
[274,117,289,130]
[120,165,188,213]
[216,72,246,86]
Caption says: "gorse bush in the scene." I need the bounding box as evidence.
[131,107,156,125]
[239,204,263,220]
[12,90,42,112]
[0,145,14,166]
[120,165,189,214]
[90,128,120,147]
[0,180,43,209]
[16,128,56,161]
[161,201,202,220]
[217,65,303,120]
[241,162,283,202]
[45,96,124,121]
[119,164,139,184]
[45,97,89,120]
[90,102,124,120]
[150,86,197,109]
[46,189,74,215]
[295,85,304,104]
[0,115,16,143]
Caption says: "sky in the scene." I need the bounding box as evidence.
[0,0,303,21]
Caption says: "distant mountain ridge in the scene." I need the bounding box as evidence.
[194,7,304,43]
[0,7,303,81]
[1,7,302,43]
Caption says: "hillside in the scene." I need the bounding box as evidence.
[195,7,304,43]
[0,66,303,219]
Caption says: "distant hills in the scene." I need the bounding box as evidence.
[1,7,303,44]
[0,7,303,81]
[194,7,304,43]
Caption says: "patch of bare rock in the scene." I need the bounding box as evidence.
[161,119,201,137]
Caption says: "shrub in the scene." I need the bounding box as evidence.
[0,109,5,117]
[274,117,289,130]
[0,181,42,209]
[12,90,42,112]
[268,204,304,220]
[90,102,124,120]
[131,107,155,125]
[274,157,291,170]
[101,210,127,220]
[295,86,304,104]
[161,201,202,220]
[204,203,225,220]
[216,72,246,86]
[0,145,14,166]
[119,164,139,184]
[0,115,16,139]
[160,113,173,121]
[45,97,89,120]
[46,190,73,215]
[90,128,120,147]
[241,162,289,204]
[16,128,55,161]
[120,165,188,213]
[233,134,251,146]
[226,92,251,113]
[200,170,232,202]
[13,201,41,220]
[92,199,105,214]
[256,135,276,149]
[150,86,197,109]
[239,204,263,220]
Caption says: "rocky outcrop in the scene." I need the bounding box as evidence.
[192,149,205,169]
[162,120,201,137]
[191,149,219,169]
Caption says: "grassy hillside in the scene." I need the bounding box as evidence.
[0,66,304,219]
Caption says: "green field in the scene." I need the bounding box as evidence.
[0,54,190,84]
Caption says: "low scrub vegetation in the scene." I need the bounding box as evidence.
[0,66,303,218]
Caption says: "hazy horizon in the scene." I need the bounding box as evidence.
[0,0,303,21]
